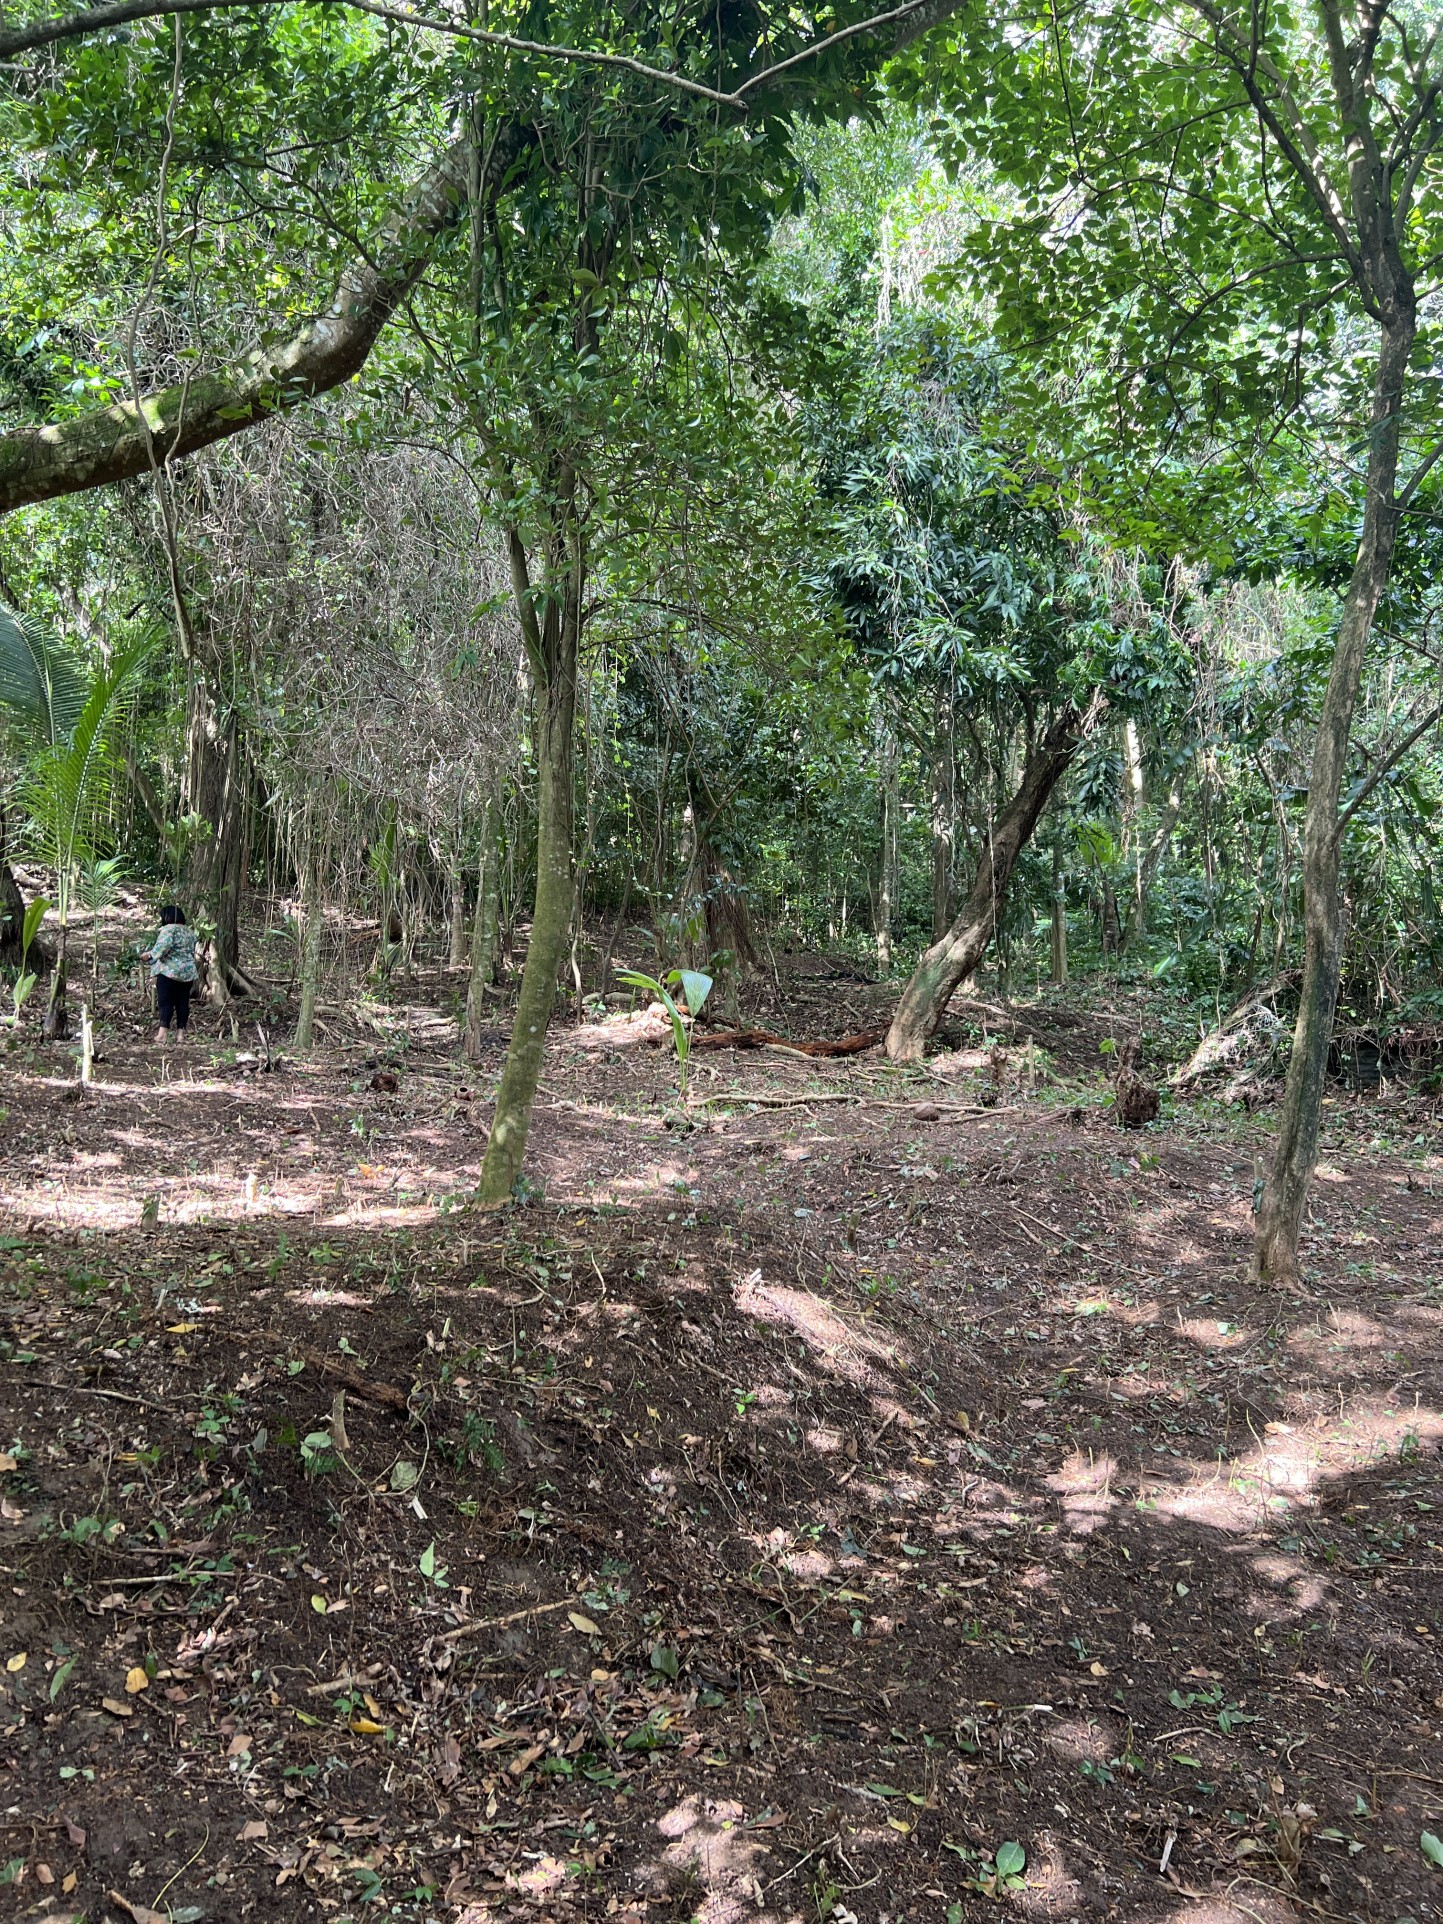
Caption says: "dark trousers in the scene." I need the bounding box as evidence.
[155,975,192,1030]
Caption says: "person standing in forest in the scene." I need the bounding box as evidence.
[144,904,198,1045]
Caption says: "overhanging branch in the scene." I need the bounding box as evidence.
[0,130,484,515]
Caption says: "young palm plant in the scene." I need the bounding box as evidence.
[0,607,155,1035]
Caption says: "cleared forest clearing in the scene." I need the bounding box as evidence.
[1,952,1440,1924]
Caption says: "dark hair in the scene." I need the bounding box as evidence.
[158,904,187,926]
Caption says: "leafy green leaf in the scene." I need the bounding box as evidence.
[994,1841,1026,1878]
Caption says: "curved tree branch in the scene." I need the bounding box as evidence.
[0,0,939,104]
[0,129,490,514]
[0,0,958,517]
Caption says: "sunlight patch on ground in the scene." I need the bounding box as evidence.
[732,1271,905,1391]
[1046,1450,1117,1534]
[1044,1713,1118,1764]
[648,1795,771,1924]
[1176,1314,1257,1351]
[1014,1831,1086,1917]
[1146,1392,1443,1532]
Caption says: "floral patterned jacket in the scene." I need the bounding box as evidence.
[147,924,198,983]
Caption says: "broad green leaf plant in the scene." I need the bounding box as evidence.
[0,608,155,1022]
[10,893,50,1025]
[616,967,713,1099]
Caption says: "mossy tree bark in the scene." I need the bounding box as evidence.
[886,707,1089,1061]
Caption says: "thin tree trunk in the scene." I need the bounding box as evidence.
[184,667,254,1001]
[1050,828,1068,986]
[1101,877,1121,957]
[887,708,1088,1061]
[294,814,324,1050]
[463,801,500,1065]
[1255,311,1415,1284]
[931,683,956,941]
[1121,774,1186,952]
[875,719,898,977]
[478,517,580,1203]
[448,866,468,968]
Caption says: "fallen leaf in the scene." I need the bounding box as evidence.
[310,1594,329,1614]
[237,1820,268,1843]
[166,1322,200,1334]
[513,1853,567,1897]
[349,1716,386,1736]
[568,1611,601,1636]
[1423,1829,1443,1868]
[101,1696,133,1718]
[1089,1661,1108,1677]
[124,1665,149,1695]
[227,1731,252,1756]
[5,1651,25,1672]
[0,1453,16,1472]
[108,1891,168,1924]
[63,1818,86,1848]
[63,1870,78,1893]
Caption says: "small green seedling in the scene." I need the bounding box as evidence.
[616,967,712,1099]
[11,895,50,1024]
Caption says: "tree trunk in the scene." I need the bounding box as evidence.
[0,860,24,970]
[931,684,956,940]
[184,667,253,1001]
[1255,311,1415,1284]
[875,719,898,977]
[463,801,500,1065]
[43,950,68,1041]
[448,866,468,968]
[1100,877,1121,956]
[478,522,580,1204]
[887,708,1086,1061]
[1121,773,1186,952]
[294,819,324,1050]
[1050,828,1068,987]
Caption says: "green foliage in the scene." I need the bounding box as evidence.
[20,627,155,934]
[0,605,86,749]
[615,967,712,1098]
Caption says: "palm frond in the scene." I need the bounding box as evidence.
[21,629,157,899]
[0,605,87,749]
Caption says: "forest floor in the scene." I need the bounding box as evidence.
[1,928,1442,1924]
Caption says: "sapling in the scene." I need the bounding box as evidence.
[10,894,49,1026]
[616,967,713,1099]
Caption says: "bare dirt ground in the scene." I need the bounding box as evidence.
[1,936,1442,1924]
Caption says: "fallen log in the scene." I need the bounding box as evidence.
[691,1025,886,1058]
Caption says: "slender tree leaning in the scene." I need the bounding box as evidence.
[913,0,1443,1281]
[1241,4,1429,1283]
